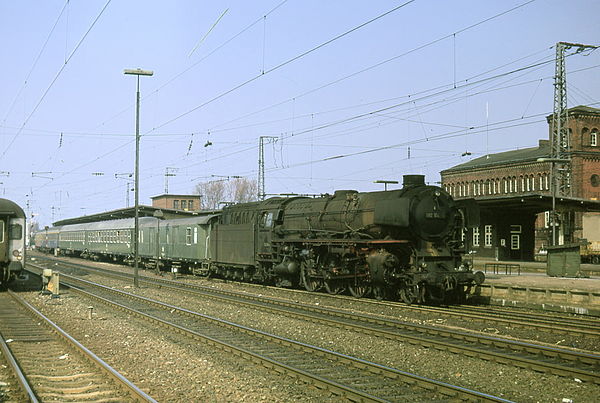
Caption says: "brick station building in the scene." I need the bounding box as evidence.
[150,194,202,211]
[441,106,600,261]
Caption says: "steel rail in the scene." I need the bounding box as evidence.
[438,304,600,331]
[6,290,157,403]
[28,257,600,384]
[0,325,38,402]
[129,270,600,383]
[31,254,599,336]
[33,266,510,402]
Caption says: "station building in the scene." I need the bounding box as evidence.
[150,194,202,211]
[440,106,600,261]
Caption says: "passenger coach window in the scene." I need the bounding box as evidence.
[12,225,24,239]
[186,227,192,245]
[0,221,4,243]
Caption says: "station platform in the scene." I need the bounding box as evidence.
[470,259,600,316]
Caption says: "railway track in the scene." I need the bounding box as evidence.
[28,257,600,385]
[32,254,600,337]
[26,262,510,402]
[0,290,155,402]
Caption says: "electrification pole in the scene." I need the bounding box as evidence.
[258,136,277,200]
[164,167,178,194]
[549,42,597,244]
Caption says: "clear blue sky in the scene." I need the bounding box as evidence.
[0,0,598,227]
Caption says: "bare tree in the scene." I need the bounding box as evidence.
[195,181,226,210]
[229,178,258,204]
[195,177,257,209]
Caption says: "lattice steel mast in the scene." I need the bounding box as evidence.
[552,42,598,197]
[258,136,277,200]
[549,42,597,245]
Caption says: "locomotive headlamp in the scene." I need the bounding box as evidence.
[434,190,441,197]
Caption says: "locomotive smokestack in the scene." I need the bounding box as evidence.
[402,175,425,188]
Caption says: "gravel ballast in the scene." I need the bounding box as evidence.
[18,256,600,402]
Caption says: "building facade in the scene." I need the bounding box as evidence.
[150,194,202,211]
[441,106,600,261]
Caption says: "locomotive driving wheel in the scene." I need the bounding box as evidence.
[399,283,419,304]
[348,283,370,298]
[300,260,323,292]
[323,254,345,295]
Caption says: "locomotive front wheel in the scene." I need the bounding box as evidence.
[301,264,323,292]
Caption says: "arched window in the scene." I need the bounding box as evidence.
[520,176,525,192]
[592,129,598,147]
[503,177,508,193]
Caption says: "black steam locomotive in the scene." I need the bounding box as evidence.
[212,175,483,303]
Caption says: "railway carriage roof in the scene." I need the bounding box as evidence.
[61,217,155,231]
[0,198,25,218]
[160,214,219,226]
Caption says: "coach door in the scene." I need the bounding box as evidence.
[0,217,6,262]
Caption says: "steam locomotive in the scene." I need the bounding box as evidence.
[34,175,483,303]
[0,198,26,289]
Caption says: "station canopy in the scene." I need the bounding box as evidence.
[53,205,217,226]
[462,194,600,215]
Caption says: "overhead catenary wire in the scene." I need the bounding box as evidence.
[20,0,547,182]
[209,0,539,132]
[95,0,290,130]
[143,60,600,186]
[0,0,113,162]
[1,0,70,126]
[148,0,418,133]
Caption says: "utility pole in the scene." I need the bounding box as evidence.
[549,42,597,244]
[258,136,277,200]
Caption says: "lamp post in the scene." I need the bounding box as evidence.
[124,68,153,287]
